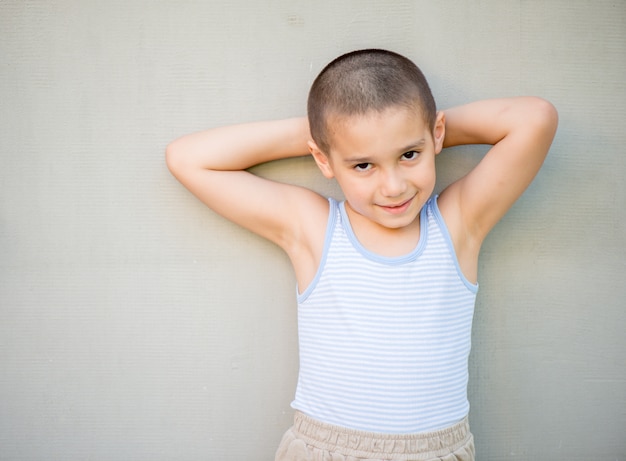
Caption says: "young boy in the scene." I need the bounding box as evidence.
[166,49,558,460]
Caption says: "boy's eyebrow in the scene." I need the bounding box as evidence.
[342,139,426,164]
[402,138,426,150]
[343,155,373,165]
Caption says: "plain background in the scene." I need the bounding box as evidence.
[1,1,625,460]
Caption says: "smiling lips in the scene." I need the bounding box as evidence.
[378,196,414,214]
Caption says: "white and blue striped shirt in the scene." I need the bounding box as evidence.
[292,196,478,434]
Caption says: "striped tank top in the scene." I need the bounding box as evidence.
[292,196,478,434]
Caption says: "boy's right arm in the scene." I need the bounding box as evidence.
[165,117,329,257]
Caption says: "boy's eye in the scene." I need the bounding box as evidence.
[354,163,372,171]
[402,150,420,160]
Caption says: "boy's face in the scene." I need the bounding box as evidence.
[310,107,445,232]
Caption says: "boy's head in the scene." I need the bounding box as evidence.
[308,49,437,155]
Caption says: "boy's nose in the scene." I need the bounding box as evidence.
[380,169,406,197]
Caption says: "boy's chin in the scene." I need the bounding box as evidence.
[372,210,421,230]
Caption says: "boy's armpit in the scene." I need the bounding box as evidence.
[442,97,558,244]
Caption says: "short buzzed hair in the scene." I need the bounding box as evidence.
[308,49,436,154]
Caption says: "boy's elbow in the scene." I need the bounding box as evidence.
[532,97,559,134]
[528,98,558,163]
[165,141,184,177]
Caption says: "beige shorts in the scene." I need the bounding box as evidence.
[275,411,474,461]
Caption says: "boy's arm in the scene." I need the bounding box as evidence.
[165,117,328,253]
[440,97,558,245]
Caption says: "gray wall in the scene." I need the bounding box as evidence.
[1,1,624,460]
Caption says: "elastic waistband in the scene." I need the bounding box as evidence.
[292,411,471,459]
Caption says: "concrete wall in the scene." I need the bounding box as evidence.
[1,1,624,459]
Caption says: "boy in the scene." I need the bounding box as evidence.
[166,49,558,460]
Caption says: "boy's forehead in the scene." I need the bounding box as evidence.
[327,104,425,125]
[326,107,430,155]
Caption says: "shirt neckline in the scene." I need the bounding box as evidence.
[338,199,430,265]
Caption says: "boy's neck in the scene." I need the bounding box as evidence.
[344,202,422,257]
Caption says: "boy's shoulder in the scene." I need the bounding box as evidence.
[436,186,481,285]
[277,185,331,289]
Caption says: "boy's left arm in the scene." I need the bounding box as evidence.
[440,97,558,245]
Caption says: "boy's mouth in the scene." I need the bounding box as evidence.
[378,196,414,214]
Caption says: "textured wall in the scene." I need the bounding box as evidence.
[1,1,624,460]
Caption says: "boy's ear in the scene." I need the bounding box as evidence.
[308,140,335,179]
[433,111,446,155]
